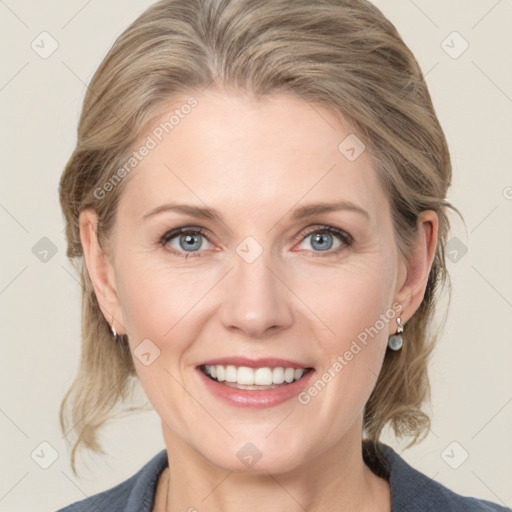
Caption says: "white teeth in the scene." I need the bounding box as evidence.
[225,365,238,383]
[203,364,308,386]
[272,367,285,384]
[238,366,256,385]
[254,367,272,385]
[284,367,295,383]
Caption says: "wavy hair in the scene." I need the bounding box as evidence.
[59,0,463,475]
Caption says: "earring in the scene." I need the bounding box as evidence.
[110,314,117,338]
[388,316,403,351]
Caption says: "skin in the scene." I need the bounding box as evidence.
[80,89,438,512]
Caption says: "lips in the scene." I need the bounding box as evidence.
[196,364,316,408]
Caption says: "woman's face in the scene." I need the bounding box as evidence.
[90,90,432,473]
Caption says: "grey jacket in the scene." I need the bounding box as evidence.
[56,442,510,511]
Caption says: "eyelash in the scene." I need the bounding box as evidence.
[158,224,354,259]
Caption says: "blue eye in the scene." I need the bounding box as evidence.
[297,226,353,256]
[305,231,336,251]
[159,225,353,259]
[175,233,204,251]
[160,227,211,258]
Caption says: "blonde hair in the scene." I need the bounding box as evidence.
[59,0,463,476]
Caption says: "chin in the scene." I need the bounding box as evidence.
[196,435,308,475]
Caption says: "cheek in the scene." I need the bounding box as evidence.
[294,255,396,405]
[291,251,396,344]
[114,260,199,409]
[116,251,185,332]
[115,255,214,366]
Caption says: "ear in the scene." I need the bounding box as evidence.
[79,208,126,335]
[393,210,439,326]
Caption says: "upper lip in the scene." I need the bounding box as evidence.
[197,356,314,370]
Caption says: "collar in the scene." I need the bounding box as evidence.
[123,442,507,511]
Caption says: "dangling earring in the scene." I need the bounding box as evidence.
[110,314,117,338]
[388,316,403,351]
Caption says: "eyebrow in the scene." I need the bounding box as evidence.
[142,201,370,223]
[142,200,370,223]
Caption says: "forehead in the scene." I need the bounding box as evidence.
[119,90,387,224]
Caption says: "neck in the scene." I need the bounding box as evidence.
[157,426,391,512]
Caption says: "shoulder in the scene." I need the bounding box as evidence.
[55,449,168,512]
[370,442,510,512]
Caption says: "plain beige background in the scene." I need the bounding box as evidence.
[0,1,511,510]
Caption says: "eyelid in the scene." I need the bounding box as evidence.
[159,226,214,256]
[294,224,353,245]
[159,223,353,258]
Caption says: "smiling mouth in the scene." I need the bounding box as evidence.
[199,364,314,390]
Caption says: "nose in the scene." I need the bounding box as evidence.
[218,250,294,338]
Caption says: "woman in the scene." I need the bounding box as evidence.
[56,0,509,510]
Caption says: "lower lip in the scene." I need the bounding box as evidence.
[196,367,315,409]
